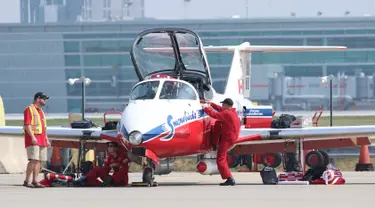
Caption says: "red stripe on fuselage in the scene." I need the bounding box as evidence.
[136,116,272,158]
[138,117,212,158]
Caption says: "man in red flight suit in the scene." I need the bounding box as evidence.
[203,98,240,186]
[73,141,130,187]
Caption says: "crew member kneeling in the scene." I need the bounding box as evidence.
[74,141,130,187]
[202,98,240,186]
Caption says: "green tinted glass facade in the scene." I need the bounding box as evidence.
[2,17,372,113]
[62,32,138,111]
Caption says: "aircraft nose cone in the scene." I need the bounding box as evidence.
[122,103,150,133]
[121,101,168,144]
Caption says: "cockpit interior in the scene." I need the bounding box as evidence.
[130,78,204,101]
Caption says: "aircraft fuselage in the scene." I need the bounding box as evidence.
[118,78,273,159]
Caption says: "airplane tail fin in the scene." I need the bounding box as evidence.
[202,43,347,99]
[223,42,251,99]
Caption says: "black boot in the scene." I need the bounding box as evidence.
[72,176,88,187]
[101,176,114,187]
[219,177,236,186]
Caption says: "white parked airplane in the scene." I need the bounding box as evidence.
[1,28,374,186]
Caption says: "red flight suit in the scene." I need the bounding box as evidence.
[85,151,130,186]
[211,120,222,147]
[203,102,240,179]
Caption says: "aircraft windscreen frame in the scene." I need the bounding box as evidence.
[159,80,198,100]
[130,80,160,100]
[130,28,210,82]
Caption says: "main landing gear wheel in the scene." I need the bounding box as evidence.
[261,153,282,168]
[318,150,330,167]
[305,150,324,168]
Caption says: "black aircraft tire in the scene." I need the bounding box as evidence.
[318,150,330,167]
[305,151,324,168]
[261,153,282,168]
[142,167,154,186]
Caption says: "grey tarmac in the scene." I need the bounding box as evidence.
[0,172,374,208]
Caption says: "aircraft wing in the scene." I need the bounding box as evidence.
[233,125,375,154]
[202,45,347,53]
[0,126,120,151]
[143,44,347,53]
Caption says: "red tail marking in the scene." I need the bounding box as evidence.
[238,80,244,94]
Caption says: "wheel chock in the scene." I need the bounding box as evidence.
[131,181,158,187]
[277,181,309,185]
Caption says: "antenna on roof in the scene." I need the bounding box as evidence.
[184,0,191,19]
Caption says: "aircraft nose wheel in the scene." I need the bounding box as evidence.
[142,167,158,187]
[131,159,159,187]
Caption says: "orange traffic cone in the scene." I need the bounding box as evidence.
[355,145,374,171]
[50,147,62,173]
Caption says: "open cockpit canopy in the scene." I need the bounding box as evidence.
[130,28,212,85]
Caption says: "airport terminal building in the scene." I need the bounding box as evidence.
[1,17,375,113]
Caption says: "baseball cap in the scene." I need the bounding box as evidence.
[34,92,49,100]
[220,98,234,106]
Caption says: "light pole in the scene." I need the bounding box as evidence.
[184,0,191,19]
[320,74,334,126]
[245,0,249,18]
[68,76,91,120]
